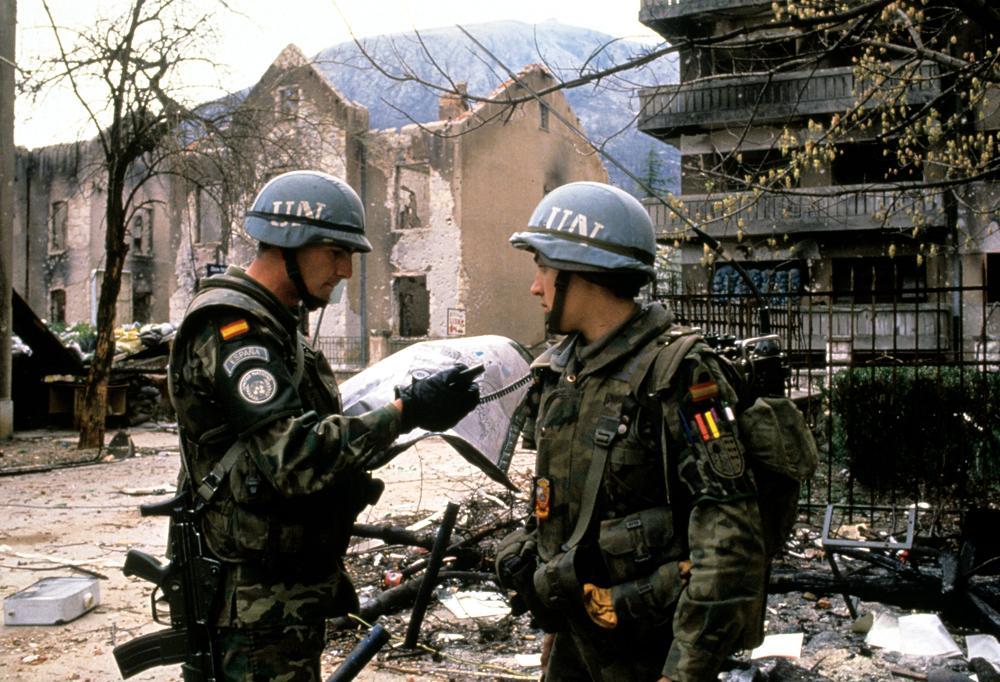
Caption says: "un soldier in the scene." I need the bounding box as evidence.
[169,170,479,680]
[496,182,767,681]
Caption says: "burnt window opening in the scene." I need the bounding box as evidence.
[133,292,152,324]
[398,185,423,229]
[396,276,430,337]
[131,208,153,256]
[539,103,549,131]
[50,201,68,252]
[49,289,66,325]
[986,253,1000,303]
[395,164,429,230]
[194,186,222,244]
[831,142,922,185]
[276,85,301,118]
[832,256,926,303]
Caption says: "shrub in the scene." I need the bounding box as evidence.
[828,366,1000,504]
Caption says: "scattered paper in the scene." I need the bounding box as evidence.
[437,590,511,620]
[514,653,542,668]
[967,634,1000,667]
[750,633,804,660]
[118,485,173,496]
[866,612,962,657]
[434,632,466,643]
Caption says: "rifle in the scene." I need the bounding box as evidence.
[113,492,223,680]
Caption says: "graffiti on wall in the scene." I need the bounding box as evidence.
[711,264,803,304]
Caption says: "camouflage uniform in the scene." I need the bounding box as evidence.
[169,266,398,681]
[506,302,766,682]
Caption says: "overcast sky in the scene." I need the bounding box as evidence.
[15,0,660,148]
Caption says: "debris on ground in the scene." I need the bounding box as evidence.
[2,429,1000,681]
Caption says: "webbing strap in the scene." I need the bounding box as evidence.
[562,413,621,551]
[292,333,305,388]
[560,327,702,553]
[195,438,246,504]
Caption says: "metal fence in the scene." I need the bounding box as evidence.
[387,336,437,356]
[313,336,365,370]
[657,284,1000,529]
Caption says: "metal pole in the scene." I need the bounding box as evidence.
[0,0,16,439]
[404,502,459,648]
[325,623,390,682]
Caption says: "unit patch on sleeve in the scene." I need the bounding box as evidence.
[223,346,269,376]
[238,368,278,404]
[220,319,250,340]
[706,433,745,479]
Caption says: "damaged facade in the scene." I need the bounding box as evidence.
[12,141,171,328]
[12,45,605,359]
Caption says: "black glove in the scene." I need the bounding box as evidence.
[396,363,481,433]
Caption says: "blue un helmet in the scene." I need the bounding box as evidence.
[510,182,657,333]
[245,170,370,310]
[509,181,656,279]
[245,170,372,253]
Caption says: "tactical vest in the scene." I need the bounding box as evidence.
[529,321,704,627]
[169,272,381,571]
[528,319,815,630]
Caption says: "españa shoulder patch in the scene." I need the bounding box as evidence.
[223,345,269,376]
[238,368,277,404]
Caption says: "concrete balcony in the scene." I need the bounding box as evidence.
[639,63,940,138]
[640,0,771,30]
[644,183,946,238]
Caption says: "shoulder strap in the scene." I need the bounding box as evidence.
[628,327,703,398]
[561,326,702,552]
[291,332,305,387]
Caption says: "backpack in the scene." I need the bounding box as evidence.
[629,327,819,562]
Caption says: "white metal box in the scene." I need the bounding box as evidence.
[4,576,100,625]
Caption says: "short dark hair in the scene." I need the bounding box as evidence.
[575,270,648,299]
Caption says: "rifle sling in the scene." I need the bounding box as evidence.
[195,438,245,505]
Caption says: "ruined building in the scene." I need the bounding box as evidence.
[11,45,606,360]
[637,1,999,357]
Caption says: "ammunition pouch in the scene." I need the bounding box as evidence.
[533,546,582,613]
[593,506,685,628]
[496,528,535,591]
[596,506,675,584]
[495,529,566,631]
[610,562,683,627]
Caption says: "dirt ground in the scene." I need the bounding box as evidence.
[0,425,996,681]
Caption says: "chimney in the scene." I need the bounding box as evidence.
[438,82,469,121]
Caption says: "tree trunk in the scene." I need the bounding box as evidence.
[78,167,129,449]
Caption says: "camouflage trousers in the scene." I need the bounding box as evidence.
[544,617,673,682]
[210,621,326,682]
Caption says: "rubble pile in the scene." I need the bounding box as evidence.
[322,497,1000,681]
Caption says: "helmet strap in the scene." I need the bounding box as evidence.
[282,248,328,311]
[545,270,571,335]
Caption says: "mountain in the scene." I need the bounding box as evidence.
[311,20,679,194]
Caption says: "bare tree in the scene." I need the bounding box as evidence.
[22,3,371,449]
[23,0,233,448]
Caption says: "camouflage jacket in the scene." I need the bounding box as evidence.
[168,266,400,628]
[526,302,766,681]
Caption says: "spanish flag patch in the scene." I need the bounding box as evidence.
[220,319,250,340]
[689,380,718,402]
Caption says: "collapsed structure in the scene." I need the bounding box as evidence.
[11,44,606,363]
